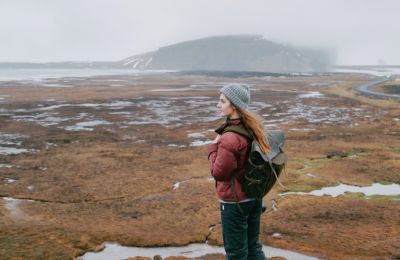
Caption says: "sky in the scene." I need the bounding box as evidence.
[0,0,399,65]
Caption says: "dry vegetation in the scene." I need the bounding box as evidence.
[0,72,399,259]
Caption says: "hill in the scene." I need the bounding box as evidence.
[120,35,334,72]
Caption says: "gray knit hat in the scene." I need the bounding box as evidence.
[220,83,251,110]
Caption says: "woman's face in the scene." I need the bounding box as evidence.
[217,94,236,118]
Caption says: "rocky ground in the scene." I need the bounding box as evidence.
[0,72,399,259]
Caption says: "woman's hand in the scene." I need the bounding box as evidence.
[213,134,221,144]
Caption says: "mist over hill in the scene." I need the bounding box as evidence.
[0,35,335,73]
[120,35,335,73]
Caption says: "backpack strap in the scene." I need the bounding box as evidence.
[222,125,253,140]
[229,176,244,214]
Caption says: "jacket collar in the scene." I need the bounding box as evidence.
[226,117,241,123]
[215,118,242,135]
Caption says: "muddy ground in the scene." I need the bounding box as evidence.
[0,72,399,259]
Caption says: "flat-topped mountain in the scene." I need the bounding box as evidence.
[120,35,334,72]
[0,35,334,73]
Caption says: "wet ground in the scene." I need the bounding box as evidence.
[0,72,399,259]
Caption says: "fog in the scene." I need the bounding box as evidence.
[1,0,399,65]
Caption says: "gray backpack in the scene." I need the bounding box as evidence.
[223,125,287,200]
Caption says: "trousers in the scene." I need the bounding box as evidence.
[220,199,266,260]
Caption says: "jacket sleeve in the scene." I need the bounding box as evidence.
[207,133,239,181]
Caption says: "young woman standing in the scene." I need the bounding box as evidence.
[208,83,269,260]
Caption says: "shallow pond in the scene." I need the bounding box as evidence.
[280,183,400,197]
[80,242,319,260]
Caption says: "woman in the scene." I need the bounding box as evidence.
[208,83,269,260]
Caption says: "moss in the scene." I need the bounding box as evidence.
[376,180,396,185]
[283,180,337,193]
[341,192,400,201]
[347,148,368,157]
[366,195,400,201]
[288,158,308,164]
[300,159,326,170]
[382,84,400,94]
[342,192,366,200]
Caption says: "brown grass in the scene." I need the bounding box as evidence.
[0,73,399,259]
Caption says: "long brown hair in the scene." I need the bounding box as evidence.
[239,109,270,154]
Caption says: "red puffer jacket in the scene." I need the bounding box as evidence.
[208,119,250,202]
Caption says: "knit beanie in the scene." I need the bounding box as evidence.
[220,83,251,111]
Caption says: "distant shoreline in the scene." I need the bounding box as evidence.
[0,68,173,82]
[1,65,400,82]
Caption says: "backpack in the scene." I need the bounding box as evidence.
[223,125,287,200]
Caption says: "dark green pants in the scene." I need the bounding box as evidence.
[220,199,266,260]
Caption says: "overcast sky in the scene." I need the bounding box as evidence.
[1,0,399,65]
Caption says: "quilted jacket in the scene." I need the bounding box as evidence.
[208,119,250,202]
